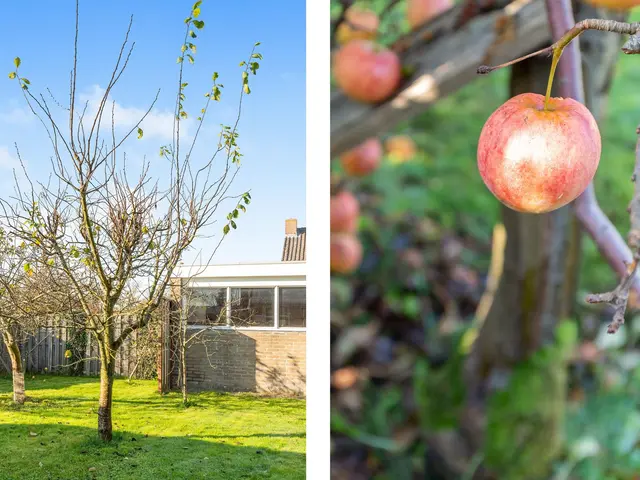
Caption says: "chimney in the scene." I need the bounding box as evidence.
[285,218,298,236]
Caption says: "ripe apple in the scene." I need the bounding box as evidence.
[407,0,453,30]
[477,92,601,214]
[335,6,379,45]
[582,0,640,9]
[384,135,417,163]
[331,190,360,233]
[341,138,383,176]
[333,40,401,103]
[331,233,363,274]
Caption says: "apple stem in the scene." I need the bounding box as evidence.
[543,48,562,111]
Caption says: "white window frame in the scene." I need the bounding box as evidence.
[184,277,306,332]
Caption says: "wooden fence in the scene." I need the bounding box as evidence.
[0,315,162,379]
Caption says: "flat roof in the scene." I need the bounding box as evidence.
[174,261,306,279]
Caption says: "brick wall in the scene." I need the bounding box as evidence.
[171,329,306,396]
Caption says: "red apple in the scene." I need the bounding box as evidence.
[331,190,360,233]
[333,40,401,103]
[582,0,640,9]
[385,135,417,163]
[336,6,379,45]
[407,0,453,30]
[341,138,383,176]
[477,93,601,214]
[331,233,363,274]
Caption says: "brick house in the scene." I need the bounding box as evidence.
[161,219,306,396]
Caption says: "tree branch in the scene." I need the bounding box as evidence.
[586,127,640,333]
[330,0,550,157]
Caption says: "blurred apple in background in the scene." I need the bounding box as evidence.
[384,135,418,164]
[341,138,383,176]
[333,40,401,103]
[331,233,363,274]
[407,0,453,30]
[335,6,379,45]
[331,190,360,233]
[582,0,640,9]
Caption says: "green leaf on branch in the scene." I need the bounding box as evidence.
[212,72,219,81]
[14,57,20,68]
[243,84,251,94]
[193,19,204,29]
[177,57,183,64]
[192,7,201,18]
[231,220,237,230]
[137,127,144,139]
[187,54,195,64]
[8,72,16,79]
[254,42,261,46]
[189,30,197,38]
[223,224,230,235]
[22,78,30,84]
[233,209,239,218]
[250,62,259,74]
[239,61,246,67]
[251,53,263,60]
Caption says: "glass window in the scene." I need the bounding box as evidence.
[186,288,228,325]
[279,287,306,328]
[230,288,274,327]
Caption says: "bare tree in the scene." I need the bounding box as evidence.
[1,0,262,441]
[0,229,79,403]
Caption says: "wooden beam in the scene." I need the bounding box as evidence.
[330,0,550,157]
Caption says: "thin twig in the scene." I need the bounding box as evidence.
[586,126,640,334]
[478,19,640,74]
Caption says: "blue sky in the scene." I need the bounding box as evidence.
[0,0,306,265]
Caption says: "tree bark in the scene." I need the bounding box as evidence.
[2,329,25,404]
[181,318,188,406]
[97,335,115,442]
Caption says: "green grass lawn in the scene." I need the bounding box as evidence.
[0,376,306,480]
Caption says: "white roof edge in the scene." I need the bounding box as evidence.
[174,261,306,279]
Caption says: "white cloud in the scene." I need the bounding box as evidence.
[0,146,20,170]
[0,106,33,125]
[78,85,192,141]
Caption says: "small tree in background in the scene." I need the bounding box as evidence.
[0,229,79,403]
[2,0,261,441]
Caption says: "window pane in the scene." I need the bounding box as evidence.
[186,288,227,325]
[230,288,274,327]
[279,287,306,328]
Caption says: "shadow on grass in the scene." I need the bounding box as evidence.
[0,423,305,480]
[0,375,100,392]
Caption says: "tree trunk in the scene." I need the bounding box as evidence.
[181,317,188,405]
[97,337,115,442]
[459,4,626,479]
[2,329,25,404]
